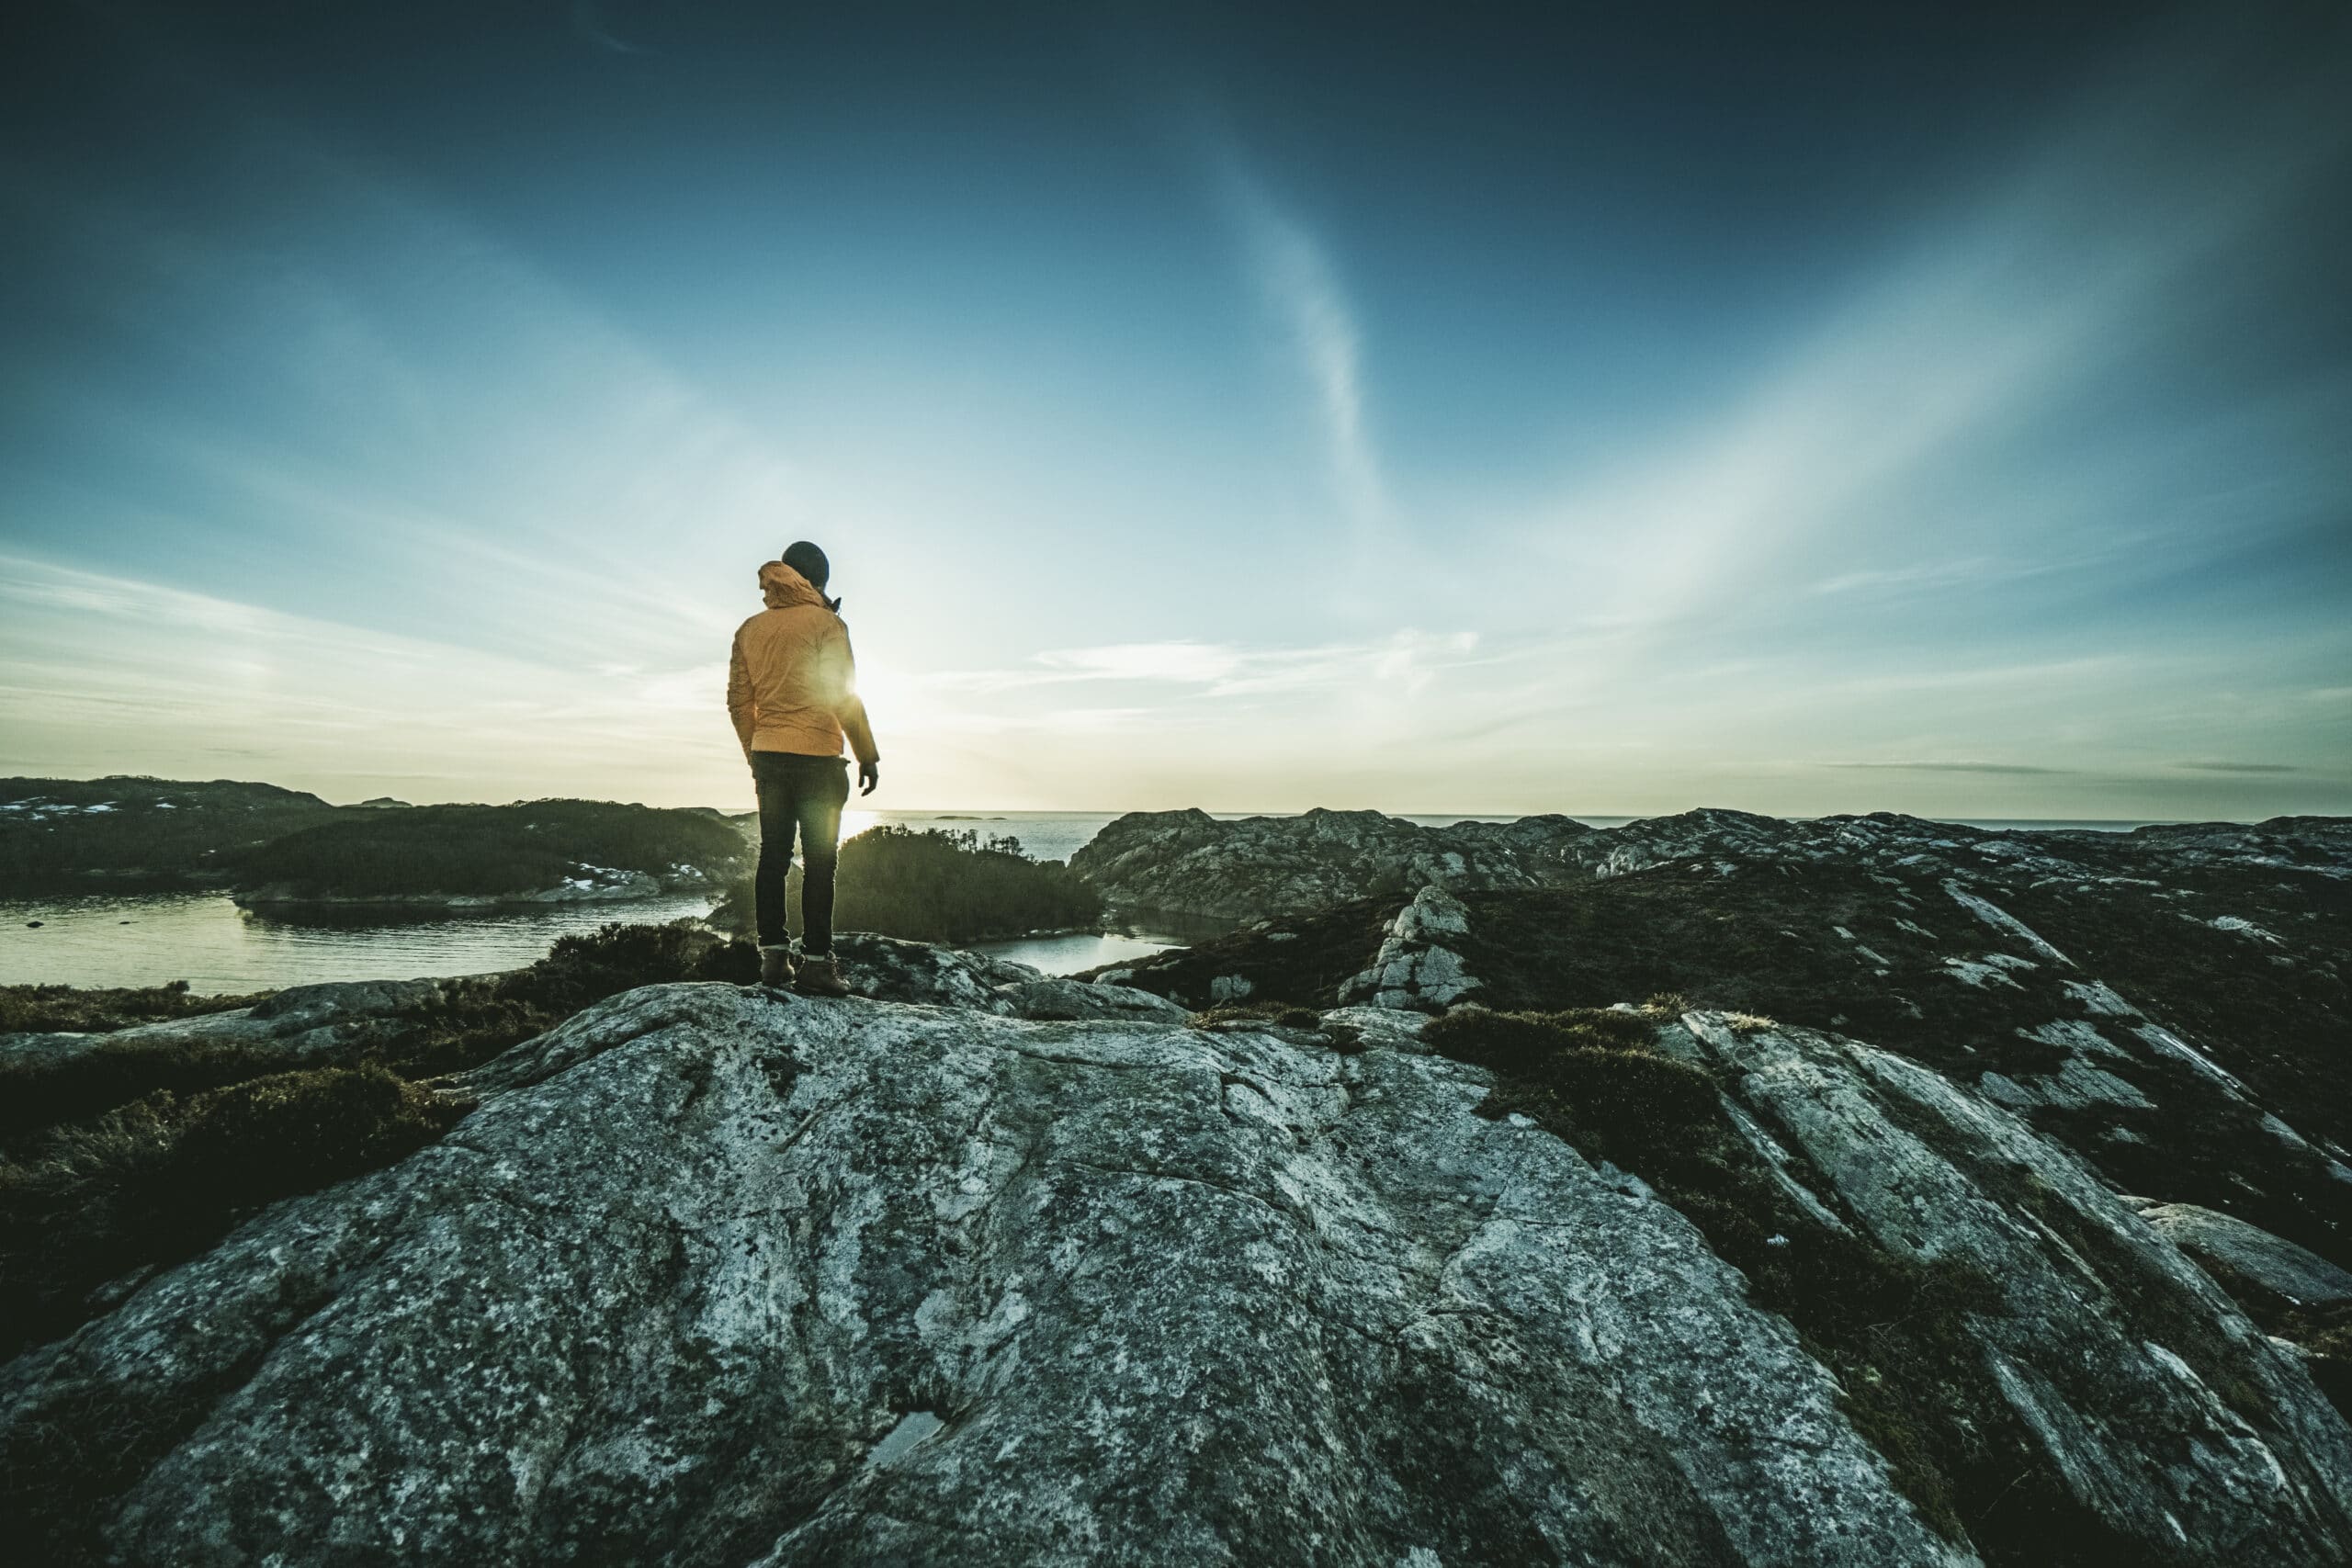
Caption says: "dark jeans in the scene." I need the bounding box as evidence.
[752,751,851,954]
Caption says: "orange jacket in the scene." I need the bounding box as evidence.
[727,561,880,762]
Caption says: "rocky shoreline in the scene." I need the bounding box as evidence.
[231,867,708,911]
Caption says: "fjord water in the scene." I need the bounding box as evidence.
[3,810,2159,993]
[0,892,724,994]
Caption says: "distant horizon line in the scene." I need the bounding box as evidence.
[5,773,2336,827]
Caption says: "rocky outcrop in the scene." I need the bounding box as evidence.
[6,981,2350,1565]
[1664,1011,2352,1558]
[0,973,501,1070]
[1070,807,2352,927]
[1068,807,1596,922]
[829,931,1046,1009]
[828,932,1184,1022]
[2134,1202,2352,1308]
[1094,834,2352,1339]
[1340,885,1481,1012]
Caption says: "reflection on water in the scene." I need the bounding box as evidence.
[0,893,715,995]
[969,931,1178,976]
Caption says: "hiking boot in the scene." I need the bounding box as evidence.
[796,952,849,998]
[759,945,797,987]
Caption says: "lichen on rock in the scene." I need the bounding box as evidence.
[5,975,2350,1565]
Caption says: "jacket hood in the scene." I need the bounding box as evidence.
[759,559,832,612]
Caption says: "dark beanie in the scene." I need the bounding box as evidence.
[782,540,830,591]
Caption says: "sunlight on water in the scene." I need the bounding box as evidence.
[0,893,715,995]
[970,932,1176,976]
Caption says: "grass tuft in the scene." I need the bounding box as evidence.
[1190,1000,1325,1032]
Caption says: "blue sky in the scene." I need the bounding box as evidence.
[1,1,2346,816]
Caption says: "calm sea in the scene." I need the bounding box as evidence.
[1,811,2163,994]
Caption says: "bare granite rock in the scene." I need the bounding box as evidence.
[1094,832,2352,1358]
[1340,885,1482,1012]
[2140,1203,2352,1308]
[829,931,1044,1009]
[1666,1012,2352,1561]
[989,976,1191,1023]
[6,984,2349,1565]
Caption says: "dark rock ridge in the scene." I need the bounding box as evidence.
[6,980,2351,1564]
[0,778,749,904]
[0,775,341,893]
[1069,807,2352,924]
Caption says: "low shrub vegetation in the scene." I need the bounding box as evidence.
[1188,1000,1325,1031]
[711,825,1102,945]
[0,919,757,1362]
[0,1035,305,1145]
[0,1066,470,1361]
[0,978,266,1035]
[0,1064,470,1563]
[228,798,749,898]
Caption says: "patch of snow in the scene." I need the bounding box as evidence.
[2205,915,2284,946]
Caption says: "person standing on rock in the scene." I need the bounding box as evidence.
[728,540,881,995]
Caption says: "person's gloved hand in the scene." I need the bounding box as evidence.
[858,759,880,796]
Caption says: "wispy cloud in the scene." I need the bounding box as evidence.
[918,631,1480,701]
[1211,157,1391,539]
[0,557,744,803]
[1521,26,2352,644]
[2177,761,2297,773]
[1036,642,1245,684]
[1821,761,2074,776]
[570,1,646,55]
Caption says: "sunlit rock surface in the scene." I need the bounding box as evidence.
[6,981,2350,1565]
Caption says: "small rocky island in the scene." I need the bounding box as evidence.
[2,809,2348,1564]
[0,776,748,907]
